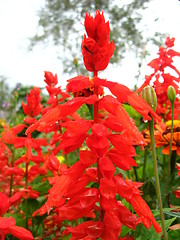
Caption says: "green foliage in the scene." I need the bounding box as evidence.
[135,217,177,240]
[21,199,40,217]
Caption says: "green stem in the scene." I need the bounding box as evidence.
[93,71,98,123]
[9,147,15,197]
[165,101,174,195]
[142,148,148,181]
[25,162,29,229]
[133,166,138,182]
[149,119,167,240]
[65,154,70,167]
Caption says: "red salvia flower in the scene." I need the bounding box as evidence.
[22,87,42,117]
[44,71,58,87]
[27,10,163,239]
[137,36,180,120]
[81,11,115,72]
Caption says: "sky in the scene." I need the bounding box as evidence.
[0,0,180,91]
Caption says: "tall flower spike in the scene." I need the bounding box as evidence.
[22,87,42,117]
[81,11,115,72]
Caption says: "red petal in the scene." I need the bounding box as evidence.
[66,75,92,92]
[99,157,116,179]
[79,150,97,167]
[0,217,15,230]
[100,178,116,199]
[8,226,33,240]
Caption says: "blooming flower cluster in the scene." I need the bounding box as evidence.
[137,36,180,120]
[24,11,163,239]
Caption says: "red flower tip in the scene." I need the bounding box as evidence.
[85,10,110,47]
[44,71,58,87]
[165,36,175,48]
[82,10,115,72]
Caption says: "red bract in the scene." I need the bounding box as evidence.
[84,11,110,47]
[81,35,115,72]
[22,87,42,117]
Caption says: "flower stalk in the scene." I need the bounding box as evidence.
[9,147,15,197]
[165,86,176,196]
[149,118,167,240]
[142,85,167,239]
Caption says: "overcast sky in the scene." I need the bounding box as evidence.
[0,0,180,90]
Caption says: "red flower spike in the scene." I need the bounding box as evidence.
[22,87,42,117]
[165,36,175,47]
[82,11,115,72]
[137,36,180,120]
[44,71,58,86]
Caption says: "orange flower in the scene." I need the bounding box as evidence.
[144,120,180,155]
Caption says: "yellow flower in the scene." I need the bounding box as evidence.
[57,155,65,164]
[0,118,6,127]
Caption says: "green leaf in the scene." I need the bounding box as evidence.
[134,217,177,240]
[120,225,133,237]
[32,180,51,195]
[164,210,180,219]
[168,229,180,239]
[164,216,177,231]
[21,199,40,217]
[4,212,26,228]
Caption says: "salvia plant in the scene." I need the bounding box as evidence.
[0,10,180,240]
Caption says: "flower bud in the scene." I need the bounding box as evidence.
[167,85,176,103]
[141,85,157,111]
